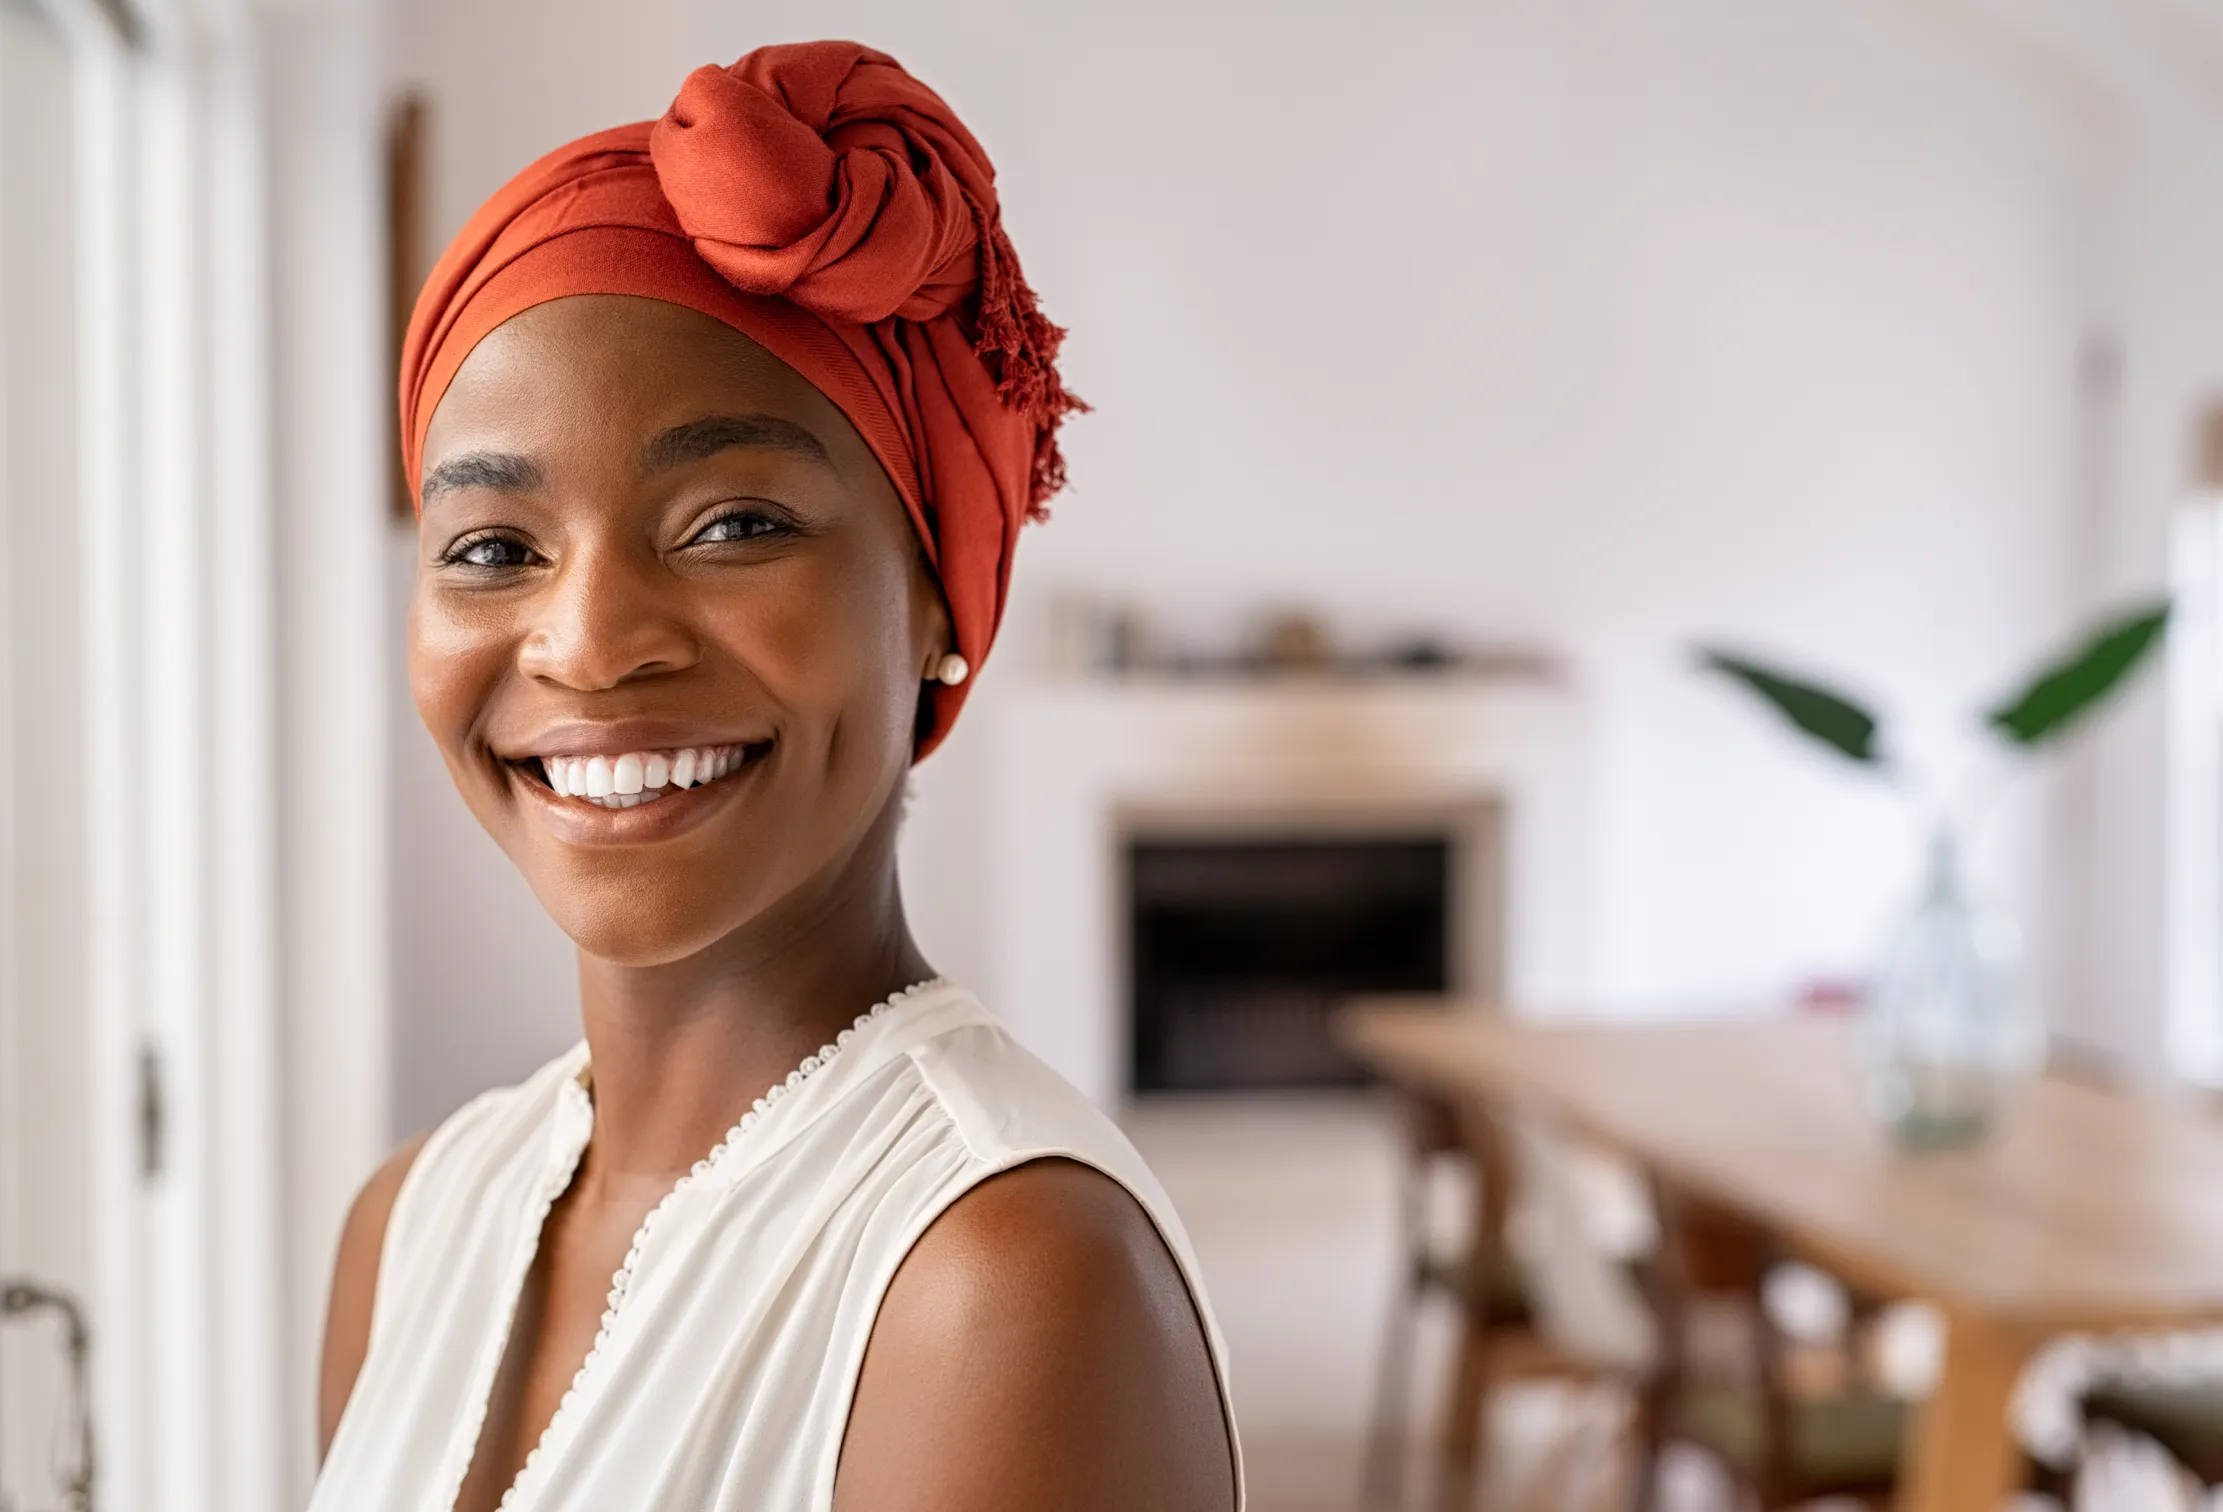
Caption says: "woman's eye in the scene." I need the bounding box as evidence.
[688,509,787,546]
[444,535,536,569]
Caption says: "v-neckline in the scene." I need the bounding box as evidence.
[434,980,948,1512]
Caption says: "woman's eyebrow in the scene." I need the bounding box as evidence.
[420,451,543,509]
[640,414,833,473]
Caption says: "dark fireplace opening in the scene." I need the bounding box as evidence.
[1127,835,1452,1092]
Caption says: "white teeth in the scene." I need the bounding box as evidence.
[536,743,749,807]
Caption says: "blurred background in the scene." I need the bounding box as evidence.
[7,0,2223,1508]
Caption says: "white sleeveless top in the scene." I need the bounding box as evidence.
[310,981,1245,1511]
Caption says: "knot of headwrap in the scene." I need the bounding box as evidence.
[400,40,1081,757]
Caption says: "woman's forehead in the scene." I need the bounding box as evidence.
[423,295,852,473]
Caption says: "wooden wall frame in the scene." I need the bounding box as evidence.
[386,92,426,520]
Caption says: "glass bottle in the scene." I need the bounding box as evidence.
[1861,829,2033,1148]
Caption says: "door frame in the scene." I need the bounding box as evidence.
[18,0,391,1506]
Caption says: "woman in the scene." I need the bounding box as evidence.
[311,42,1241,1512]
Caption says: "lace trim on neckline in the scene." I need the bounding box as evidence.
[448,977,948,1512]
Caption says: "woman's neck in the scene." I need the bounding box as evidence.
[570,840,933,1185]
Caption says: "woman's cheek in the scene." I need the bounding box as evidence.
[702,563,860,698]
[408,592,510,754]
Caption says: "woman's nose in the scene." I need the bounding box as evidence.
[516,543,699,691]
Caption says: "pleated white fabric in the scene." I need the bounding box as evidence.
[308,981,1244,1512]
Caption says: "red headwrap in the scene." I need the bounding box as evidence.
[400,41,1080,757]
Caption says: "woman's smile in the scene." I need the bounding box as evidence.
[533,742,753,808]
[500,734,776,846]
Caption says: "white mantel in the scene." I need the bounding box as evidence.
[980,675,1592,1107]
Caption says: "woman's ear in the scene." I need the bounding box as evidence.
[908,544,955,682]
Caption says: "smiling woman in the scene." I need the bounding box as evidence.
[309,42,1240,1512]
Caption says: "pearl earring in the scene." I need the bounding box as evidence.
[932,652,970,686]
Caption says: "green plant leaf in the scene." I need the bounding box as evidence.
[1986,600,2172,749]
[1696,648,1883,766]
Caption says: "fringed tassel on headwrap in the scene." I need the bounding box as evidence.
[972,213,1087,518]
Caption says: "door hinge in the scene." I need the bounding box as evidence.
[139,1042,165,1180]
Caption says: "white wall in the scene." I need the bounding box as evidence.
[385,0,2219,1123]
[2110,115,2223,1077]
[1923,0,2223,1076]
[263,4,398,1490]
[2135,122,2223,1077]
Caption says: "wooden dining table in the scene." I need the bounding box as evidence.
[1338,1000,2223,1512]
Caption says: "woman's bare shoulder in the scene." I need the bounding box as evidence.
[835,1157,1236,1512]
[316,1132,431,1460]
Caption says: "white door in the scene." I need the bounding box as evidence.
[0,2,394,1506]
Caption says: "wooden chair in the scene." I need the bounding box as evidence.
[2078,1379,2223,1487]
[1363,1086,1589,1512]
[1633,1188,1906,1510]
[2020,1352,2223,1499]
[2027,1046,2223,1501]
[1362,1083,1907,1512]
[1477,1108,1907,1510]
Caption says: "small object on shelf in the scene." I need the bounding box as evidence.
[1796,978,1866,1017]
[1250,609,1335,673]
[1043,594,1154,677]
[1383,636,1454,672]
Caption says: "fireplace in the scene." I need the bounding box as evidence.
[1116,792,1504,1092]
[1127,834,1456,1090]
[978,678,1583,1107]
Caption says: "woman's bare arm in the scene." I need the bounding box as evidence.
[316,1134,429,1460]
[834,1158,1237,1512]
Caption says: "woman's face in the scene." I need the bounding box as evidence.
[411,295,946,966]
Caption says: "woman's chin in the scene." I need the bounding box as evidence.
[531,873,769,969]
